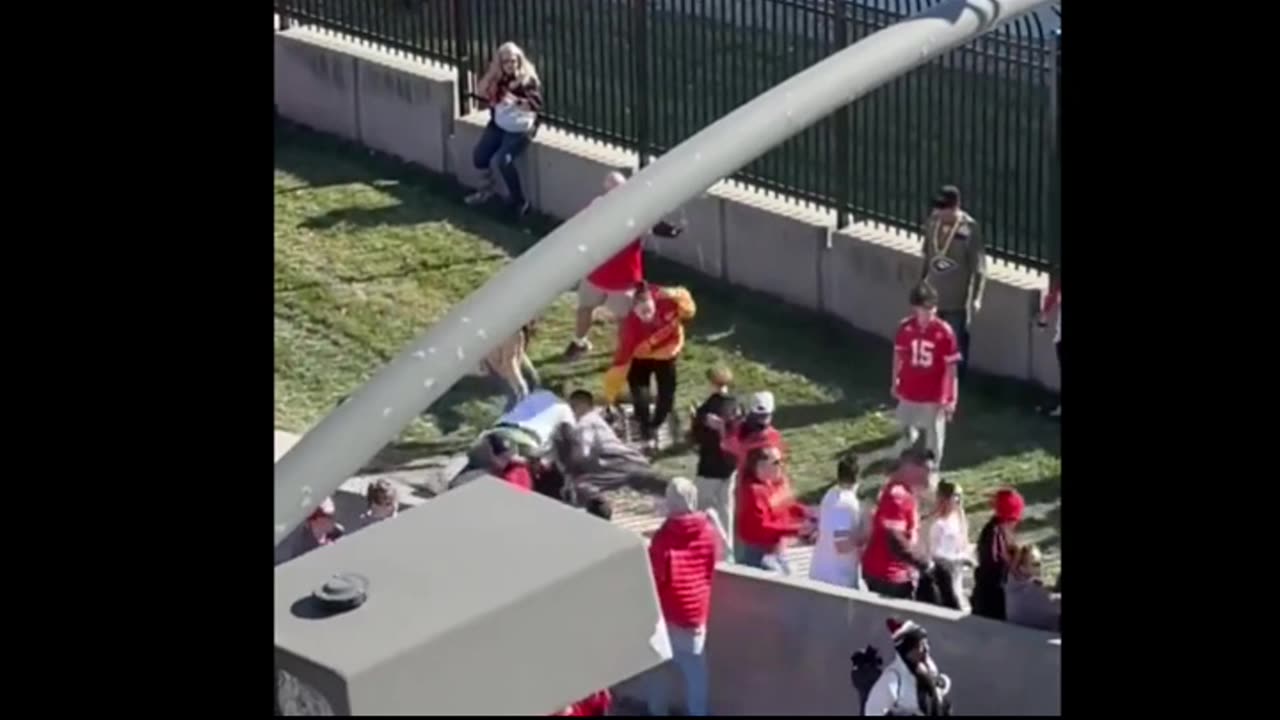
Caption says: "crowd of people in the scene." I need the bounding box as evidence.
[279,40,1063,715]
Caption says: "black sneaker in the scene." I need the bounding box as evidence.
[563,339,591,360]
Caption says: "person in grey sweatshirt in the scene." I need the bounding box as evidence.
[1004,544,1060,633]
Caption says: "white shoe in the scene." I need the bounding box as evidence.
[1048,405,1061,418]
[464,189,494,205]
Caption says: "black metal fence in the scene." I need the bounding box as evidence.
[276,0,1061,269]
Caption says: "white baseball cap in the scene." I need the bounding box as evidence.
[749,391,776,415]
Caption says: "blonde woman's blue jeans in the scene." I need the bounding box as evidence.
[646,624,708,716]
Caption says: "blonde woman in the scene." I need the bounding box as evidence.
[1004,544,1060,632]
[920,480,972,610]
[464,42,544,218]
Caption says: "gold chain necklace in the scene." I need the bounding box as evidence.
[928,212,965,258]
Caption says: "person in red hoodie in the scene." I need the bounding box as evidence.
[647,477,722,716]
[735,446,809,572]
[563,171,685,360]
[550,690,613,716]
[486,433,532,492]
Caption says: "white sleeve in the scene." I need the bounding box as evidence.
[863,669,900,716]
[830,503,855,536]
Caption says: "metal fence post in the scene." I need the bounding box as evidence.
[452,0,473,115]
[1048,28,1061,271]
[832,0,853,228]
[632,0,653,167]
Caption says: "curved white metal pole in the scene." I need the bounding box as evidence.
[274,0,1056,545]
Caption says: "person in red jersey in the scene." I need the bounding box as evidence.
[735,446,810,572]
[646,478,723,716]
[485,433,532,492]
[719,390,787,480]
[563,171,685,360]
[602,282,697,451]
[890,282,961,474]
[861,448,936,599]
[551,690,613,717]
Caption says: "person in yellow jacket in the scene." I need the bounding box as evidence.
[603,282,697,451]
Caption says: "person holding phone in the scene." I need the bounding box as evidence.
[464,42,543,218]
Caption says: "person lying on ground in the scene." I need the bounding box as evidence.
[564,171,686,360]
[555,389,655,498]
[1004,544,1060,633]
[602,282,697,452]
[486,433,532,492]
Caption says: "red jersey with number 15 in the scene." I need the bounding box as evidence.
[894,317,960,404]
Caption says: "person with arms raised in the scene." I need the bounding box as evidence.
[601,282,697,453]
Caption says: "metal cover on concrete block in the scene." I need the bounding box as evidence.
[274,32,359,142]
[274,479,667,715]
[355,57,456,174]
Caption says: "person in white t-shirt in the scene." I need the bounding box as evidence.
[809,456,864,589]
[920,480,972,610]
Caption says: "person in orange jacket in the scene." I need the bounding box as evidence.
[603,282,697,451]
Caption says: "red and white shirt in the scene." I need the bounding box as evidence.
[893,317,960,404]
[860,478,919,585]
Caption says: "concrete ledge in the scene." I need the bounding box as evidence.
[720,187,835,312]
[531,126,638,221]
[614,565,1060,716]
[355,53,457,175]
[274,31,360,142]
[647,190,727,280]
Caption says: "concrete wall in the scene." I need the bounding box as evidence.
[613,565,1060,716]
[274,27,1056,391]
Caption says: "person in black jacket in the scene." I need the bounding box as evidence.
[970,488,1025,620]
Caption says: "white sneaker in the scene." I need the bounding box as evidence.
[464,189,494,205]
[1048,405,1061,418]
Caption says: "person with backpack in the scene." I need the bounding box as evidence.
[863,618,953,716]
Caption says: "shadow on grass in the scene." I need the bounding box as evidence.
[275,255,504,294]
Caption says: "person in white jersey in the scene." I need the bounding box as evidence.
[809,456,864,589]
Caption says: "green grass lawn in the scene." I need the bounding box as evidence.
[274,121,1060,575]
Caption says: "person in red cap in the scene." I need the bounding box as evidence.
[550,690,613,716]
[860,449,936,599]
[970,487,1025,620]
[864,617,952,716]
[486,433,533,492]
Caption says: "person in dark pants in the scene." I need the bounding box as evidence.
[464,42,544,218]
[602,282,697,453]
[921,185,985,380]
[970,487,1025,620]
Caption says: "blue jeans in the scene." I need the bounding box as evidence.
[734,542,791,575]
[939,309,971,379]
[473,121,532,206]
[647,624,708,716]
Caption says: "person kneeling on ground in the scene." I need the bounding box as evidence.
[464,42,543,218]
[864,618,953,716]
[970,487,1024,620]
[734,446,810,573]
[1004,544,1060,633]
[602,282,697,453]
[557,389,656,499]
[646,478,722,716]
